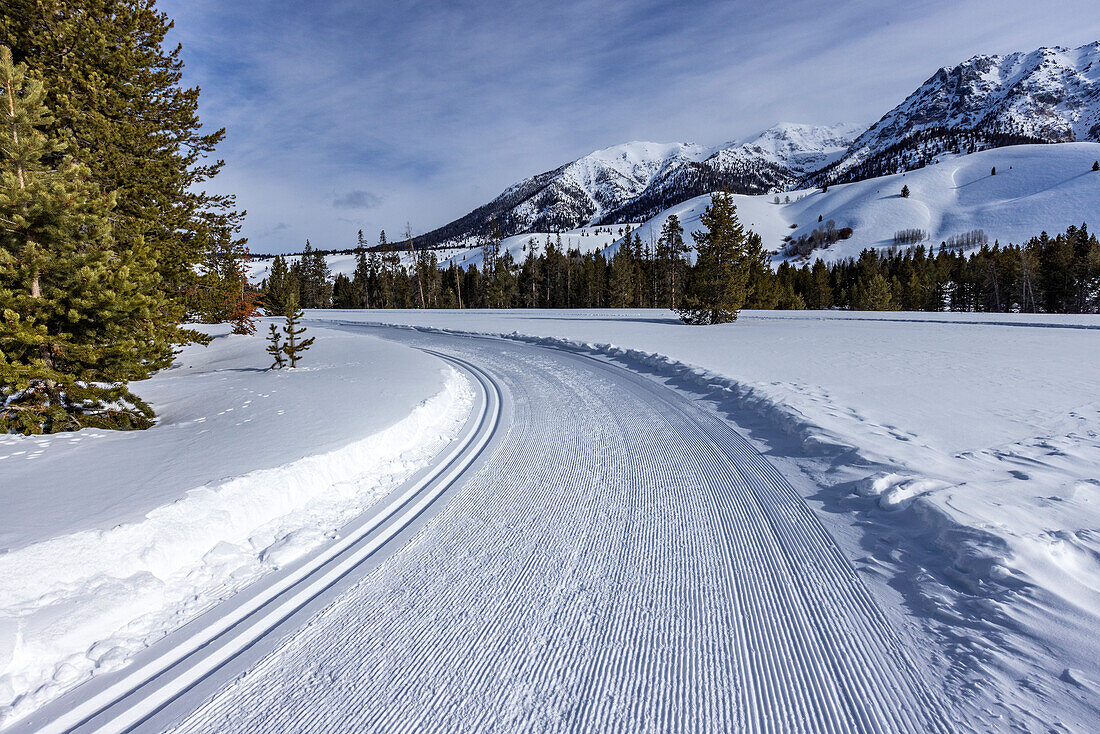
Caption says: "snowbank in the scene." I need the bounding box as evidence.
[0,323,473,725]
[314,308,1100,727]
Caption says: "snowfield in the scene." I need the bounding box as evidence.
[0,324,473,726]
[311,308,1100,730]
[605,142,1100,264]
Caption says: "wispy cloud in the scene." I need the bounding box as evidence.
[161,0,1100,254]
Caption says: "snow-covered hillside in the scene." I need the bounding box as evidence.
[408,123,859,247]
[818,42,1100,184]
[439,224,635,270]
[609,142,1100,265]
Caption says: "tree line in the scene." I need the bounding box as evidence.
[1,2,252,434]
[263,196,1100,319]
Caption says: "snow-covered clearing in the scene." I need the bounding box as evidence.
[246,247,469,283]
[245,224,633,285]
[608,142,1100,264]
[0,323,473,726]
[438,224,633,270]
[314,308,1100,728]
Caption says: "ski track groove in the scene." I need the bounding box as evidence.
[163,331,956,734]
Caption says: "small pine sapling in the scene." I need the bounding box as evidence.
[990,166,996,176]
[900,184,910,198]
[282,302,315,368]
[266,323,285,369]
[1093,161,1099,171]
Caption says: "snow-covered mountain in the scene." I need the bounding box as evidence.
[606,142,1100,265]
[605,122,861,224]
[815,42,1100,185]
[402,42,1099,251]
[410,123,859,247]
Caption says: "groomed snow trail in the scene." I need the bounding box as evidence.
[167,327,953,733]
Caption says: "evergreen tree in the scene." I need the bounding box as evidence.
[295,241,331,308]
[481,221,505,308]
[991,166,996,176]
[265,323,284,369]
[743,231,779,309]
[0,46,164,433]
[331,273,356,308]
[656,214,688,308]
[854,273,898,310]
[1093,161,1099,172]
[379,230,400,307]
[263,255,293,315]
[282,299,314,368]
[1,0,244,335]
[352,230,371,307]
[900,184,910,198]
[676,192,753,324]
[608,246,634,307]
[227,255,260,335]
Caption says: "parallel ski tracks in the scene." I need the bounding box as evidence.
[13,351,501,734]
[163,330,956,734]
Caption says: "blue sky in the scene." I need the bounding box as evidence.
[160,0,1100,254]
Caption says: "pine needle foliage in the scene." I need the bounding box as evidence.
[281,300,314,368]
[1,0,245,334]
[265,323,285,370]
[676,192,754,324]
[0,46,163,433]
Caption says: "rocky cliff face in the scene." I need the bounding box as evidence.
[812,43,1100,185]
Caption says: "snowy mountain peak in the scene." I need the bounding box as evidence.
[816,42,1100,184]
[416,124,860,246]
[712,122,864,176]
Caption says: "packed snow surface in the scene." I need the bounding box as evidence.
[166,325,951,733]
[310,309,1100,730]
[607,142,1100,264]
[0,324,472,726]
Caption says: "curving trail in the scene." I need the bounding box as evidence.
[162,326,952,733]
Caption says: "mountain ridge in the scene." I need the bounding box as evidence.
[395,42,1100,252]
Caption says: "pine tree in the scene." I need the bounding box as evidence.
[659,214,689,308]
[352,230,371,307]
[1093,161,1099,172]
[676,192,754,324]
[265,323,285,369]
[991,166,996,176]
[263,255,293,315]
[0,46,165,433]
[281,299,315,368]
[608,246,634,307]
[743,231,779,308]
[900,184,910,198]
[481,220,505,308]
[1,1,244,337]
[204,242,258,333]
[854,273,898,311]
